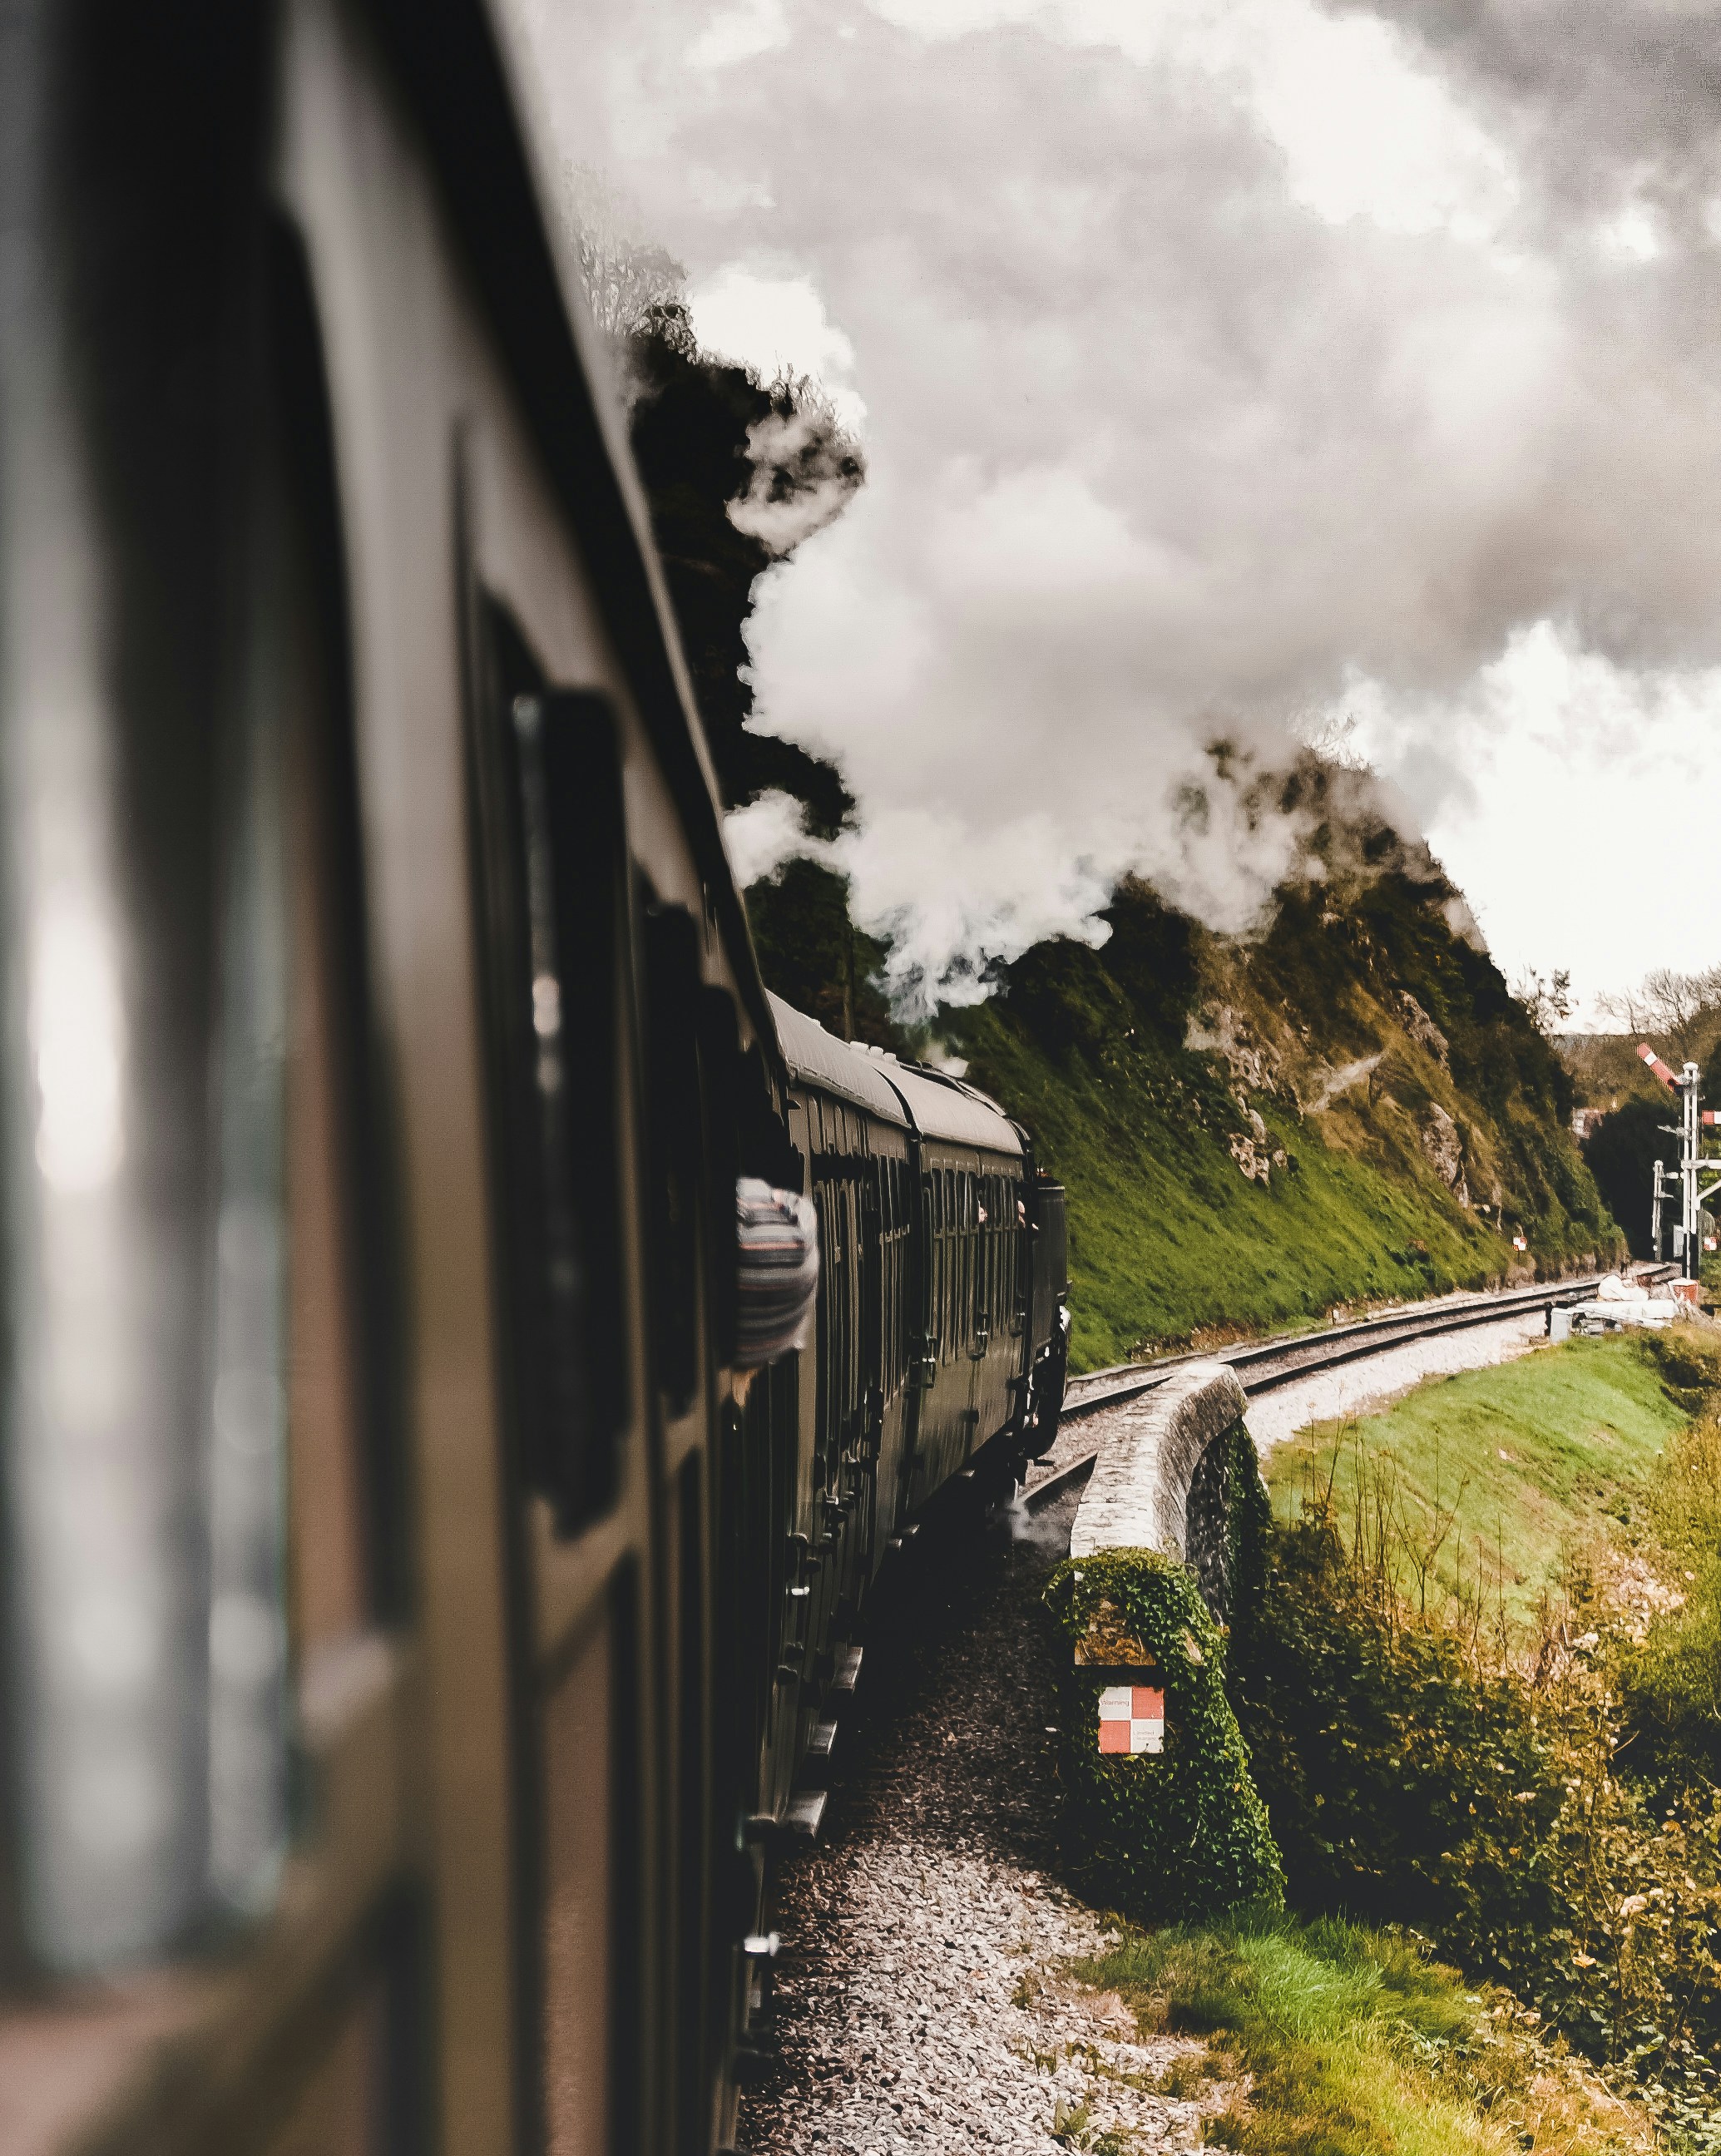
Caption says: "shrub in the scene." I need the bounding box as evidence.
[1620,1361,1721,1800]
[1044,1550,1283,1921]
[1076,1910,1658,2155]
[1229,1499,1721,2105]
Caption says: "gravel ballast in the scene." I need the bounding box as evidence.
[745,1314,1555,2150]
[739,1486,1223,2154]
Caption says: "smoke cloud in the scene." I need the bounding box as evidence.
[728,401,867,556]
[509,0,1721,1004]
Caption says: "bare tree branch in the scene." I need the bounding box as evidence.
[1595,964,1721,1058]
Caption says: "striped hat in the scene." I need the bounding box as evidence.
[734,1178,820,1368]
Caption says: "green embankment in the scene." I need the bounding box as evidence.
[967,1006,1517,1372]
[1076,1913,1651,2154]
[952,867,1619,1373]
[744,784,1620,1375]
[1220,1328,1721,2144]
[1263,1336,1688,1624]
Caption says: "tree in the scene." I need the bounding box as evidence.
[1512,967,1573,1038]
[1583,1095,1674,1258]
[562,163,692,352]
[744,858,900,1049]
[562,176,865,840]
[1597,966,1721,1062]
[561,176,888,1025]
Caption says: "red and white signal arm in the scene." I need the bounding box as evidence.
[1097,1679,1165,1756]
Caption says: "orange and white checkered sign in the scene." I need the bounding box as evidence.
[1097,1684,1164,1755]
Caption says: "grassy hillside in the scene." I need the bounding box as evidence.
[1264,1335,1686,1625]
[952,871,1621,1372]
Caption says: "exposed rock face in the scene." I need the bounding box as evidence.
[1228,1109,1287,1185]
[1397,990,1450,1067]
[1229,1131,1269,1184]
[1185,1003,1288,1105]
[1421,1101,1471,1205]
[1307,1052,1382,1112]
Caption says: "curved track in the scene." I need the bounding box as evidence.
[1032,1268,1675,1511]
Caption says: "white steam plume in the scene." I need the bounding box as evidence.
[511,0,1721,998]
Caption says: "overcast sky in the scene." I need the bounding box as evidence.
[507,0,1721,1024]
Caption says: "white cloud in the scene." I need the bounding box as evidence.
[1341,621,1721,1022]
[1597,204,1662,264]
[863,0,1519,240]
[685,0,791,72]
[506,0,1721,1004]
[688,264,867,424]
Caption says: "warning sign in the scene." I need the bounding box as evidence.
[1097,1683,1165,1756]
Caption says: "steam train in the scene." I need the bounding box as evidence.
[0,2,1070,2151]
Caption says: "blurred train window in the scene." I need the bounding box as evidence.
[0,215,389,1976]
[277,223,402,1653]
[643,902,704,1413]
[470,606,628,1527]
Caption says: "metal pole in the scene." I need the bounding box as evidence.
[1653,1158,1664,1263]
[1684,1063,1703,1282]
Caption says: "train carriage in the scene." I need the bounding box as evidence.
[882,1063,1031,1509]
[0,5,1069,2153]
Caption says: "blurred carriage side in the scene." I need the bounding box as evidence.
[0,0,789,2150]
[0,4,1071,2153]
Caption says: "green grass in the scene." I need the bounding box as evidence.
[964,1006,1542,1372]
[1620,1334,1721,1795]
[1264,1336,1688,1625]
[942,870,1620,1375]
[1076,1912,1651,2154]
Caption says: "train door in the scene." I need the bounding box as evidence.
[958,1160,986,1462]
[969,1167,1005,1456]
[466,595,645,2156]
[852,1154,884,1603]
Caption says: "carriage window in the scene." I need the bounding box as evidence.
[474,608,629,1528]
[643,901,705,1415]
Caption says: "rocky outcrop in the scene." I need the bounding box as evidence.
[1420,1101,1471,1206]
[1185,1003,1292,1106]
[1397,990,1450,1067]
[1307,1052,1382,1113]
[1229,1109,1287,1185]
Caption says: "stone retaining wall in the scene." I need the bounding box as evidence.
[1070,1360,1249,1566]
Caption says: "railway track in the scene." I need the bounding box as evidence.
[1031,1267,1678,1512]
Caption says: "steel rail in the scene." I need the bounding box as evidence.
[1027,1265,1679,1514]
[1061,1268,1674,1424]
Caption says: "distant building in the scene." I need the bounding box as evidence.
[1572,1106,1608,1141]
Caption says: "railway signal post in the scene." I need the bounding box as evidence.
[1638,1045,1721,1283]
